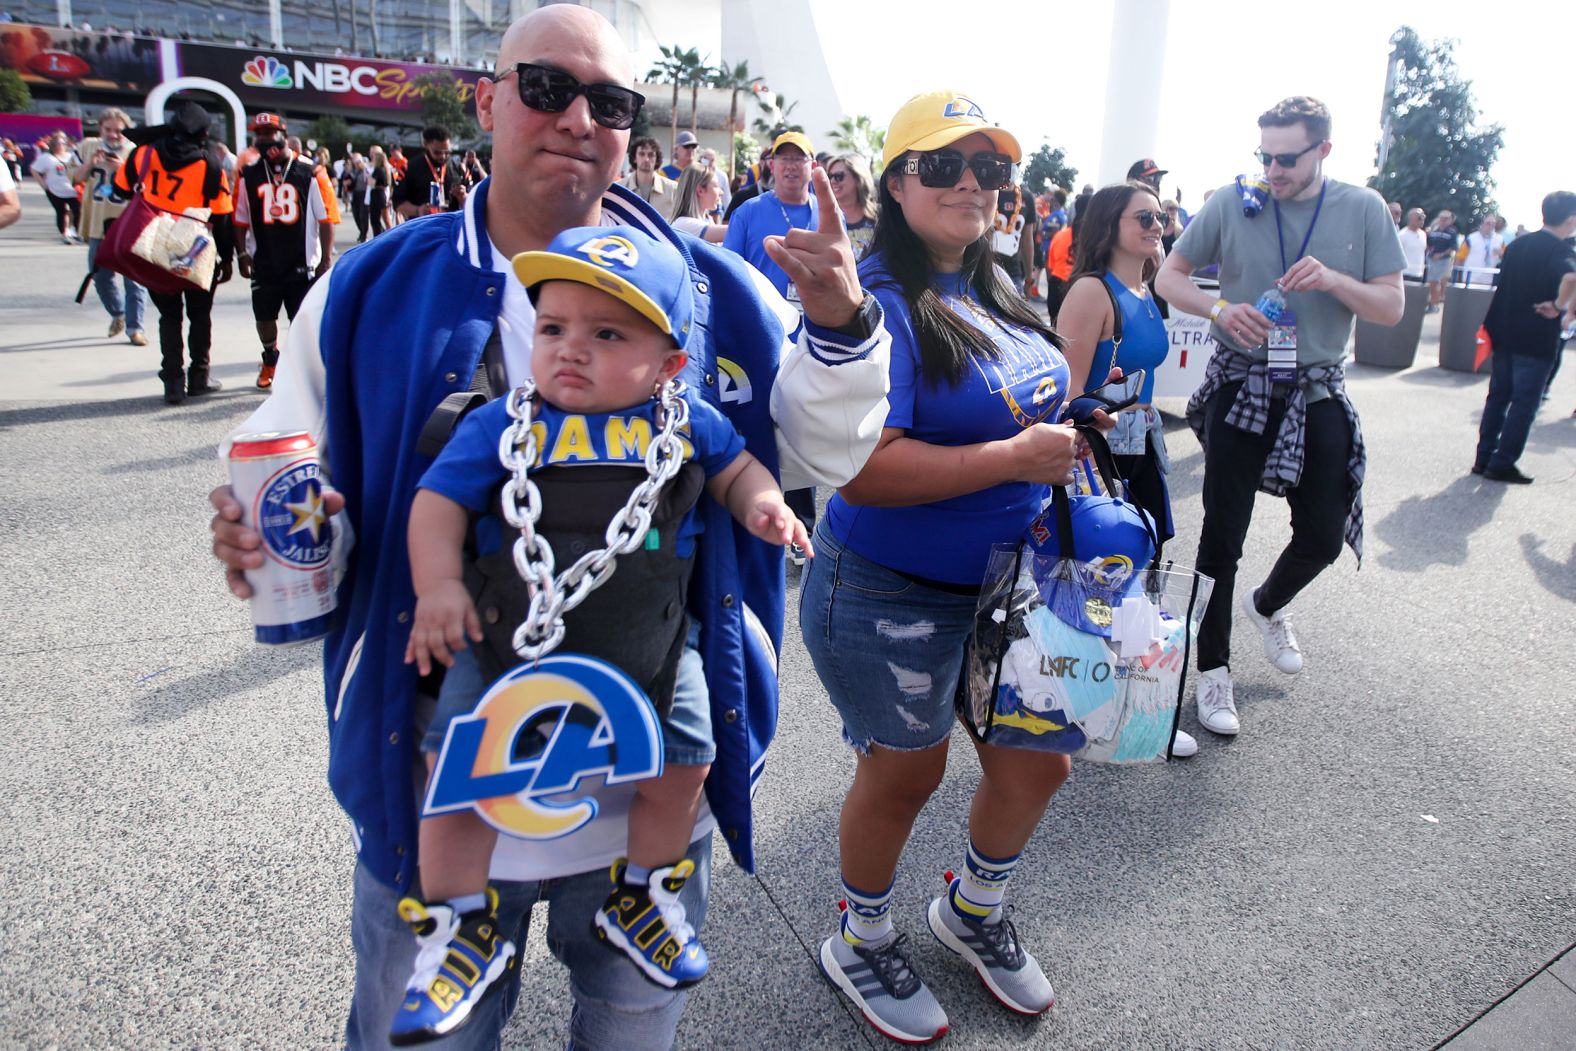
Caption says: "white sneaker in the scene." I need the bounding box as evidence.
[1170,729,1198,757]
[1240,588,1303,675]
[1195,668,1239,735]
[788,543,806,567]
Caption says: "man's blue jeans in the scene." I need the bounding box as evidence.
[86,237,145,334]
[344,834,711,1050]
[1476,351,1554,472]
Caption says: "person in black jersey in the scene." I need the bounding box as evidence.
[233,113,334,390]
[394,124,466,219]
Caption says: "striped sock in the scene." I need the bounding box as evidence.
[841,878,895,945]
[950,841,1020,924]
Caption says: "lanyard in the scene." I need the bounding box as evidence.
[773,191,812,233]
[1273,178,1327,274]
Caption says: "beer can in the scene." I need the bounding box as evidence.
[228,431,338,645]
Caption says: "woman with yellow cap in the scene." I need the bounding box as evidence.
[800,90,1094,1043]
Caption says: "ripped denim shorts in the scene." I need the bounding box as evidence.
[797,520,978,754]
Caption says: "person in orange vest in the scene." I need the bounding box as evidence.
[114,101,236,404]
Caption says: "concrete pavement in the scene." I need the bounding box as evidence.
[2,180,1574,1049]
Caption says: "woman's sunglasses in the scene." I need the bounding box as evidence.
[901,150,1014,191]
[493,63,645,131]
[827,170,847,184]
[1133,210,1165,230]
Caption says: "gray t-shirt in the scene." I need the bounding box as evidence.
[1174,178,1406,369]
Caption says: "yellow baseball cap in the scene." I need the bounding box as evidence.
[769,131,815,158]
[881,90,1022,169]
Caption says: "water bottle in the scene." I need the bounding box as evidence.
[1254,284,1287,323]
[169,234,211,276]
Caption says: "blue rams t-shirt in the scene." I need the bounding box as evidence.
[419,387,746,558]
[722,190,818,299]
[825,260,1071,585]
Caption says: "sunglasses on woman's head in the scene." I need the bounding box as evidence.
[901,149,1013,191]
[492,63,645,131]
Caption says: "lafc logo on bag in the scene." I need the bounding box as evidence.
[424,654,662,840]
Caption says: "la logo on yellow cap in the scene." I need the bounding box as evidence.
[943,97,984,119]
[578,235,639,269]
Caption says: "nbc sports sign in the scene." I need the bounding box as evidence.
[179,46,485,116]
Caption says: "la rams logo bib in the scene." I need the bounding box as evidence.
[424,654,663,840]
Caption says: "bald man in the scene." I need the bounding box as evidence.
[207,6,889,1048]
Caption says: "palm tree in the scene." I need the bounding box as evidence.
[645,44,687,155]
[680,50,711,141]
[828,115,885,167]
[711,60,762,178]
[752,95,803,138]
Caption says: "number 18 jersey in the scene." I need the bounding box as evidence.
[235,155,330,283]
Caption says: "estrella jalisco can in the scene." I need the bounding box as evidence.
[228,431,337,645]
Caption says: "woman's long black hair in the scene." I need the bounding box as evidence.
[865,156,1063,387]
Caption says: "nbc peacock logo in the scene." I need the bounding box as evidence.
[242,56,293,88]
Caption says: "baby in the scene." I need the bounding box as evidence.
[391,225,810,1044]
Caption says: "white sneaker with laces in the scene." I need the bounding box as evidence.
[1170,729,1198,757]
[1240,588,1303,674]
[1195,668,1239,735]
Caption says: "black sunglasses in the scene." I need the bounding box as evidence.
[1133,210,1165,230]
[256,139,286,152]
[1254,141,1323,169]
[901,149,1013,191]
[493,63,645,131]
[827,170,847,184]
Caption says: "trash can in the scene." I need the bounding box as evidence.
[1439,275,1496,372]
[1354,280,1428,368]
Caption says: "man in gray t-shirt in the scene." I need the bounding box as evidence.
[1155,96,1405,744]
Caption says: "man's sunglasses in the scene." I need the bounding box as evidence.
[493,63,645,131]
[901,150,1014,191]
[1254,141,1323,169]
[1134,210,1165,230]
[256,139,286,152]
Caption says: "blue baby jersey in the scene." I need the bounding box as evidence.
[826,262,1071,585]
[419,387,746,558]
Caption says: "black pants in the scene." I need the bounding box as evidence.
[1195,383,1352,672]
[46,190,80,236]
[370,192,389,237]
[1113,430,1174,565]
[785,487,816,538]
[352,197,369,242]
[148,285,216,385]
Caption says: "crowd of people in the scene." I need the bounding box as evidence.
[4,8,1572,1047]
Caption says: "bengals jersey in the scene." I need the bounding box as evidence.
[234,155,330,282]
[114,144,234,216]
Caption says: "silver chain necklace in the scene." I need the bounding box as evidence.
[498,377,690,662]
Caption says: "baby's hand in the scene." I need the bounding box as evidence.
[404,580,483,676]
[746,495,814,558]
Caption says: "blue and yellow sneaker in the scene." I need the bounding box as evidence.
[593,858,709,988]
[389,888,517,1046]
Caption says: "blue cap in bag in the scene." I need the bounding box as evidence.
[1025,494,1157,637]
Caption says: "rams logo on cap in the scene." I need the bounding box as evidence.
[1088,554,1135,589]
[577,235,639,270]
[943,97,984,120]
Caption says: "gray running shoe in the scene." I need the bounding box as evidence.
[927,886,1054,1016]
[819,931,949,1045]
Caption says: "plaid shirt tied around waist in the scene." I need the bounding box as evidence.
[1185,347,1366,563]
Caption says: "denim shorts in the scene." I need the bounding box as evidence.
[423,620,714,766]
[797,521,978,754]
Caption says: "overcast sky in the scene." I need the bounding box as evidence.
[809,0,1571,226]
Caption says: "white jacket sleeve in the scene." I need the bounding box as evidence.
[217,273,355,575]
[748,266,891,492]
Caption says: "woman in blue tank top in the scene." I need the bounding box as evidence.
[1056,181,1176,555]
[800,91,1094,1042]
